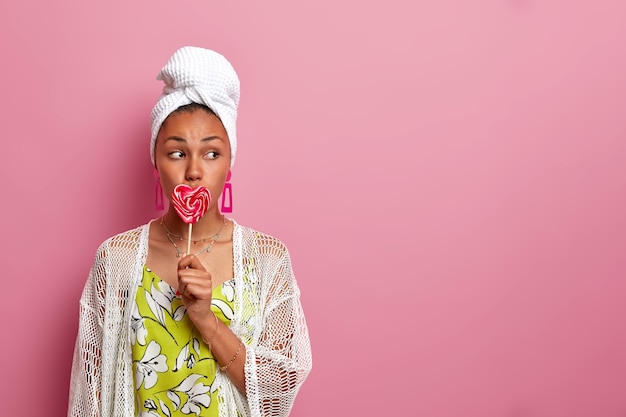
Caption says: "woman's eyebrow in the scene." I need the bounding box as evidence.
[201,136,223,142]
[164,136,187,143]
[164,135,223,143]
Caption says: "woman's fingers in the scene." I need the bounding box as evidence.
[177,253,206,271]
[178,276,213,299]
[177,254,212,300]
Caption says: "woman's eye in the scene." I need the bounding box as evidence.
[205,151,219,160]
[169,151,184,159]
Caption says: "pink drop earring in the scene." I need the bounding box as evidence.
[154,169,164,211]
[221,170,233,213]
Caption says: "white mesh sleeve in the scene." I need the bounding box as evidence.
[242,235,313,417]
[68,244,107,417]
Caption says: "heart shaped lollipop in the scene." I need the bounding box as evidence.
[172,184,211,224]
[171,184,211,254]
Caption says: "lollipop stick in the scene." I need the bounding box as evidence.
[187,223,193,255]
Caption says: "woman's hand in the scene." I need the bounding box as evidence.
[177,254,214,325]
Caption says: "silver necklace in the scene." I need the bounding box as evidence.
[161,216,227,258]
[161,216,223,244]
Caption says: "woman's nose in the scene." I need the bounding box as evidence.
[185,156,202,181]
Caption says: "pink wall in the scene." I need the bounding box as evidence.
[1,0,625,416]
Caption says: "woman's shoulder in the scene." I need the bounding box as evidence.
[95,223,150,253]
[235,221,291,259]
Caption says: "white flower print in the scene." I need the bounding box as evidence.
[145,281,176,326]
[135,340,168,390]
[173,304,187,321]
[138,399,160,417]
[144,289,165,326]
[174,345,192,372]
[144,284,167,326]
[174,374,211,415]
[174,338,201,371]
[221,280,235,302]
[167,390,182,410]
[159,399,172,417]
[211,299,234,321]
[131,304,148,346]
[144,399,157,410]
[157,280,177,302]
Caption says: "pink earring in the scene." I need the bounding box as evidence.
[221,170,233,213]
[154,169,164,211]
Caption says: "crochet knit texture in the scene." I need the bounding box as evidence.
[68,222,312,417]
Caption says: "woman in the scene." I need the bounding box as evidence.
[68,46,312,417]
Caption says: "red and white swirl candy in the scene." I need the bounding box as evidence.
[172,184,211,224]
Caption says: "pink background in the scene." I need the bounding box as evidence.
[1,0,625,416]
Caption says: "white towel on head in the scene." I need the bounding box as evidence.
[150,46,240,166]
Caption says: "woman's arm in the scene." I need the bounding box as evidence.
[245,244,312,417]
[197,311,248,393]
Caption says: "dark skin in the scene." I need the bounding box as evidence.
[146,108,246,394]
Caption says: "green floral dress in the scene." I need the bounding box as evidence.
[131,266,235,417]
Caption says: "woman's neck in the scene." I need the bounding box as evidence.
[161,209,225,241]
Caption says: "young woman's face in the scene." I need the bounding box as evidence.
[154,109,231,210]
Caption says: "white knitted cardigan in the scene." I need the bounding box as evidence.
[68,221,312,417]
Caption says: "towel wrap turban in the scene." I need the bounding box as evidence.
[150,46,240,166]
